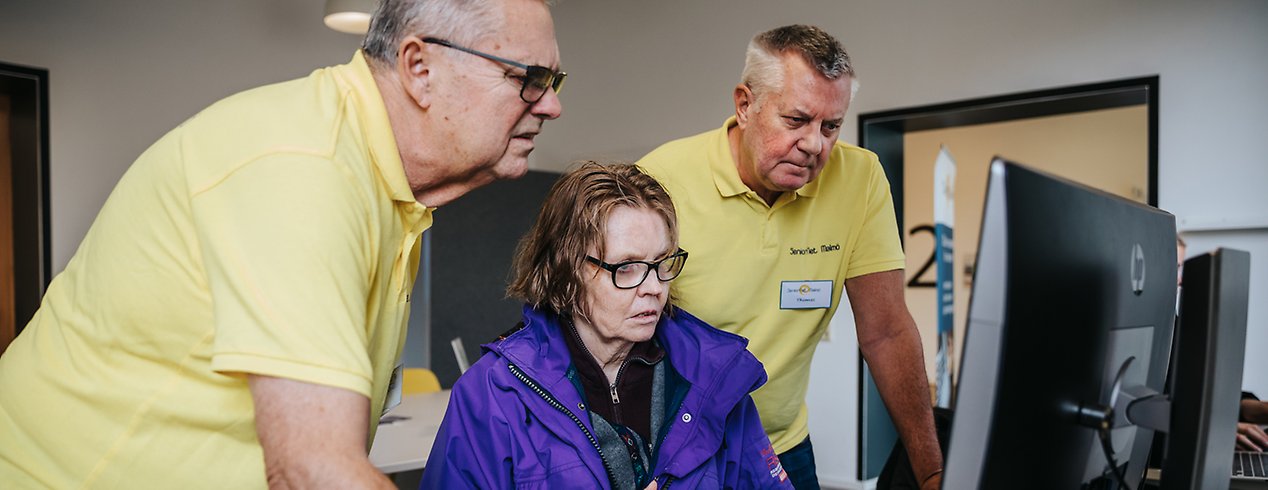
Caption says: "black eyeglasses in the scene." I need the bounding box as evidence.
[585,249,689,290]
[422,37,566,104]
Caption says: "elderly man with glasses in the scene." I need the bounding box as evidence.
[0,0,562,488]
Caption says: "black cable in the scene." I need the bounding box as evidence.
[1075,357,1137,489]
[1097,423,1131,490]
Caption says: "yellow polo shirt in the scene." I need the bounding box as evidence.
[638,117,905,453]
[0,52,430,488]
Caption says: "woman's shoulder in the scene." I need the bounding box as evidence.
[449,350,514,395]
[661,307,767,385]
[452,312,569,395]
[664,306,752,350]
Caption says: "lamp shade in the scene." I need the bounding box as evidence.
[324,0,376,35]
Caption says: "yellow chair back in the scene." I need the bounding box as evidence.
[402,368,441,394]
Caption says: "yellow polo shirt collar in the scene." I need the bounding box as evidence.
[336,51,416,204]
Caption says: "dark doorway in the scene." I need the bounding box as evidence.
[0,61,51,354]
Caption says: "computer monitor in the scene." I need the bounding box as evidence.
[1159,248,1251,490]
[942,159,1178,489]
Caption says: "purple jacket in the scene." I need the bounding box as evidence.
[420,306,792,489]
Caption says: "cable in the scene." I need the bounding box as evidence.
[1097,423,1131,490]
[1088,356,1136,489]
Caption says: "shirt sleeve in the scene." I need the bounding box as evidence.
[192,153,376,397]
[844,154,906,280]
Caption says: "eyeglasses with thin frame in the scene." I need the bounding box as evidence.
[585,249,689,290]
[421,37,566,104]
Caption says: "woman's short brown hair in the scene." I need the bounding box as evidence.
[506,161,680,319]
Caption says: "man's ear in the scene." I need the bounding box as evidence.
[397,37,433,109]
[733,84,754,128]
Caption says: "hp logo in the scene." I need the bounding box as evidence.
[1130,244,1146,295]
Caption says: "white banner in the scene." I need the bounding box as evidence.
[933,146,957,408]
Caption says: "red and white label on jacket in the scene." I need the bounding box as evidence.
[761,443,789,482]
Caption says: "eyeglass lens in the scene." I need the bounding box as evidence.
[612,254,686,289]
[521,66,565,103]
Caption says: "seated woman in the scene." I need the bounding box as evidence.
[421,162,789,489]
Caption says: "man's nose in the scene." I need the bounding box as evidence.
[797,128,823,155]
[530,88,562,120]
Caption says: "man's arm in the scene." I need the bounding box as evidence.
[1239,398,1268,452]
[1242,398,1268,424]
[845,270,943,490]
[248,375,395,489]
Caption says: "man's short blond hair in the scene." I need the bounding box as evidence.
[741,24,857,104]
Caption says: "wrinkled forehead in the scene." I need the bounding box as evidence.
[478,0,561,69]
[594,205,675,257]
[767,86,851,122]
[765,55,851,114]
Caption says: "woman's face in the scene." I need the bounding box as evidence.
[577,206,673,347]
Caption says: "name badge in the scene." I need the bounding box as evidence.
[780,280,832,309]
[383,363,403,415]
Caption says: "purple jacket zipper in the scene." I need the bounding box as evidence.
[507,362,619,487]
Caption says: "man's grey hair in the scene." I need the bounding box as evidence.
[362,0,509,67]
[740,25,858,103]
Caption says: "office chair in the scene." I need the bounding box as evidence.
[451,337,471,374]
[402,368,441,395]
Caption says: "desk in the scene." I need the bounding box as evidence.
[369,390,451,474]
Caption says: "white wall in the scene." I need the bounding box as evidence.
[3,1,1266,488]
[0,0,362,272]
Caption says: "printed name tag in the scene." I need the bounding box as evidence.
[780,280,832,309]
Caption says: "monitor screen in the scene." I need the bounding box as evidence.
[943,158,1177,489]
[1159,249,1251,490]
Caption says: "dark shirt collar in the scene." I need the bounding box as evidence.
[561,316,664,442]
[561,316,665,384]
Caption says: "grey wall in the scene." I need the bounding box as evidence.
[3,1,1266,488]
[424,170,558,387]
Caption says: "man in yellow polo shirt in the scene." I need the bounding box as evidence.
[638,25,941,490]
[0,0,563,487]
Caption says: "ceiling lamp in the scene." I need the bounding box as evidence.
[324,0,375,35]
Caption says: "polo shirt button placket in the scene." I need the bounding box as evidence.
[761,211,778,253]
